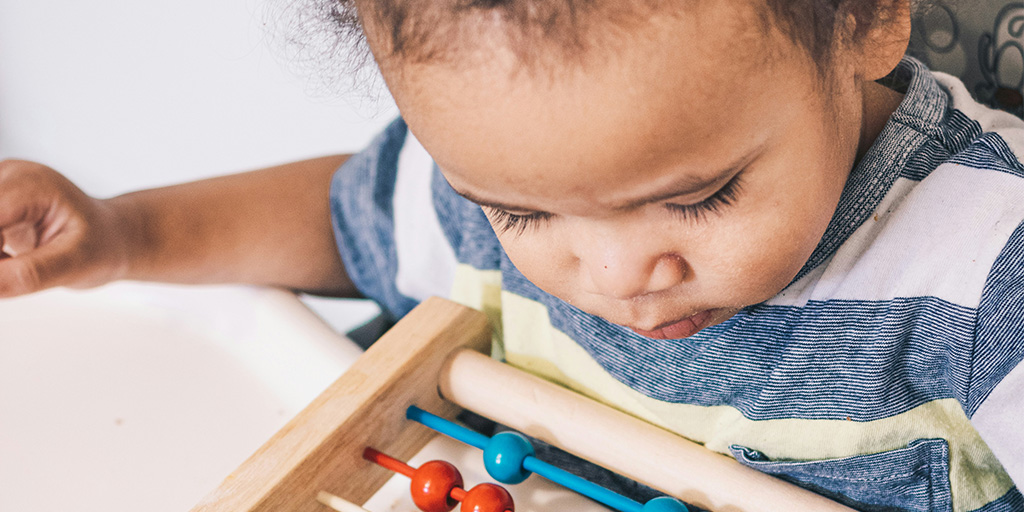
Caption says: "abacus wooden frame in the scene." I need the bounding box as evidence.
[189,297,855,512]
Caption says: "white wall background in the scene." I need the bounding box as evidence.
[0,0,394,333]
[0,0,397,197]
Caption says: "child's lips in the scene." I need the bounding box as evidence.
[629,310,714,340]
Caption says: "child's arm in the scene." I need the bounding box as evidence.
[0,156,357,298]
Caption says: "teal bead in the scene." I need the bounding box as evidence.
[643,497,689,512]
[483,431,534,484]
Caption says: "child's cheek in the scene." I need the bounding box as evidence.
[497,227,576,294]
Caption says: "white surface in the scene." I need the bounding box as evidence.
[0,283,608,512]
[0,282,365,512]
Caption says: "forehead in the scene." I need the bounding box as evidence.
[383,3,809,208]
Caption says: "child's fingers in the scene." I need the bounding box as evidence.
[1,223,40,257]
[0,173,56,231]
[0,190,44,231]
[0,237,84,297]
[0,161,99,297]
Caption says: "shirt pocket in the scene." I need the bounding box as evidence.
[729,438,952,512]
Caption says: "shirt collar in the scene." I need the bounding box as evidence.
[790,56,948,285]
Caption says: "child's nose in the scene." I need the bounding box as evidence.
[583,247,687,300]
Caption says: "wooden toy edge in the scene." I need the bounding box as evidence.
[189,296,491,512]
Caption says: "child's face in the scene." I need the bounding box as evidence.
[385,4,878,339]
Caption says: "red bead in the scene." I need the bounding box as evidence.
[460,483,515,512]
[409,460,463,512]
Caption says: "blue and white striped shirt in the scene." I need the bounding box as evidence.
[330,57,1024,511]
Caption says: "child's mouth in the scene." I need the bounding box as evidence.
[629,310,714,340]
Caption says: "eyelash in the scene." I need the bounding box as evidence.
[665,174,744,223]
[486,209,553,236]
[484,173,745,235]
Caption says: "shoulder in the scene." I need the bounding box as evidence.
[330,118,505,315]
[793,65,1024,309]
[932,71,1024,174]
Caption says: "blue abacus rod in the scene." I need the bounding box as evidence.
[408,405,491,448]
[407,405,652,512]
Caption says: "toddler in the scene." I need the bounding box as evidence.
[0,0,1021,509]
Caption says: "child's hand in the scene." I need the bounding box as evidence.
[0,160,130,297]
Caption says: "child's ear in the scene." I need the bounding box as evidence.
[842,0,912,81]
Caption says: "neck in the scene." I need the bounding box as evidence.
[856,79,905,162]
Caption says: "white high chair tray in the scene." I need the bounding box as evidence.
[0,283,605,512]
[0,283,364,511]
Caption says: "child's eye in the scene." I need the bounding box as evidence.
[484,208,553,235]
[665,173,744,223]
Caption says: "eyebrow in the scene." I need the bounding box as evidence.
[453,148,759,213]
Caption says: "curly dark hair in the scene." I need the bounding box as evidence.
[270,0,913,95]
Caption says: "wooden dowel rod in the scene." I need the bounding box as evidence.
[316,492,372,512]
[439,349,855,512]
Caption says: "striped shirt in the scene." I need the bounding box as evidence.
[330,57,1024,511]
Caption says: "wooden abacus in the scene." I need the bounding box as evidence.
[189,297,855,512]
